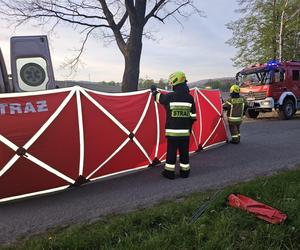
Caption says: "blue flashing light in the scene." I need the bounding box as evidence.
[267,60,279,67]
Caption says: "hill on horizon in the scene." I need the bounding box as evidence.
[55,76,236,93]
[189,76,236,88]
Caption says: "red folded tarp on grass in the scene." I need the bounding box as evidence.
[228,193,287,224]
[0,86,227,202]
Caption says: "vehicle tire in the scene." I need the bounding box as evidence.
[246,109,259,119]
[277,99,295,120]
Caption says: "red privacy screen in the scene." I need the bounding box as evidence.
[0,87,227,202]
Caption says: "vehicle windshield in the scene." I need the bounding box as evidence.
[237,70,272,87]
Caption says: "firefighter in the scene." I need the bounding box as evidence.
[150,71,197,179]
[223,84,247,144]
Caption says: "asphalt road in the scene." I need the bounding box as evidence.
[1,113,300,245]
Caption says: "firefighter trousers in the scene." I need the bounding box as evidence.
[228,122,241,143]
[165,137,190,173]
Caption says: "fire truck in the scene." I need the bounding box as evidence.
[236,60,300,119]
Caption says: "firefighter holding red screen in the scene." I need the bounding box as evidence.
[151,71,197,179]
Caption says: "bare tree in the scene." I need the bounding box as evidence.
[0,0,202,92]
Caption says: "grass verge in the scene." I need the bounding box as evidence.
[2,168,300,250]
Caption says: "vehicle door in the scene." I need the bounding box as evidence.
[268,68,286,101]
[0,47,11,93]
[289,67,300,98]
[10,36,56,92]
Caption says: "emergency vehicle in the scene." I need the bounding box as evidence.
[236,60,300,119]
[0,36,56,94]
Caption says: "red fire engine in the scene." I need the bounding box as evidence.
[237,60,300,119]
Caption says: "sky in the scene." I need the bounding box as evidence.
[0,1,241,83]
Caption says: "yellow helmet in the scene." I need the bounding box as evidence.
[230,84,240,94]
[168,71,186,86]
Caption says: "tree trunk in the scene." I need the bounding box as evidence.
[121,29,143,92]
[271,0,278,60]
[279,0,289,61]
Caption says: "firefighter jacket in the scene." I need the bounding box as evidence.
[152,84,197,138]
[223,94,247,125]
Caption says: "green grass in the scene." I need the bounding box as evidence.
[2,168,300,250]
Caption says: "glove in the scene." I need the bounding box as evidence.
[150,84,157,92]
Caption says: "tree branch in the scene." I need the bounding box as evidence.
[98,0,126,54]
[144,0,167,24]
[0,0,109,28]
[62,26,96,73]
[51,2,105,20]
[117,11,128,29]
[158,1,190,23]
[144,0,203,26]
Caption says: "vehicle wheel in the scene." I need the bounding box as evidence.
[277,99,295,120]
[246,109,259,119]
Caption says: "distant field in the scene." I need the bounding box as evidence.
[55,81,122,93]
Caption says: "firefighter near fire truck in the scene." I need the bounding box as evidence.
[223,84,247,144]
[150,71,197,179]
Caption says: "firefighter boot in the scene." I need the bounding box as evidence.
[161,170,175,180]
[180,169,190,178]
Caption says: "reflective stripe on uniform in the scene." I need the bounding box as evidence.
[165,129,190,136]
[170,102,192,108]
[165,163,175,171]
[180,163,190,171]
[228,117,242,122]
[231,134,239,138]
[190,112,197,119]
[226,101,233,106]
[156,92,161,103]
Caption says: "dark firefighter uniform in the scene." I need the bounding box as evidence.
[223,84,247,144]
[151,71,197,179]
